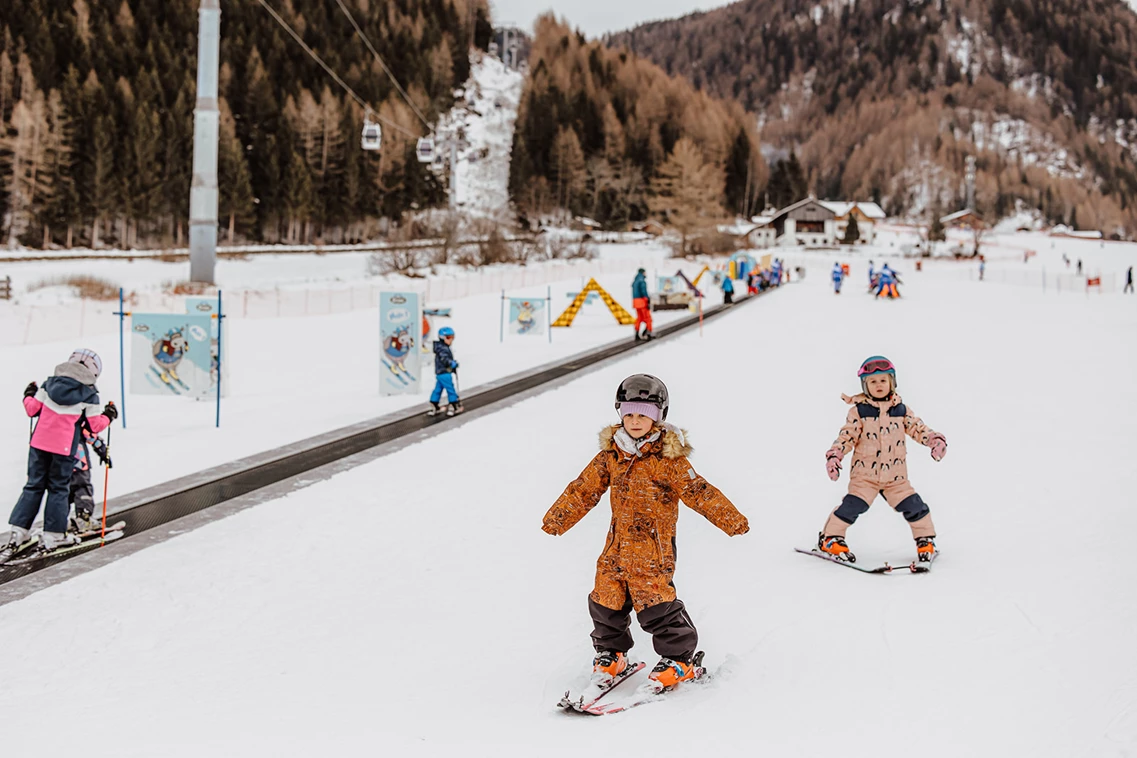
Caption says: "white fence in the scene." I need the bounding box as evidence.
[958,268,1120,293]
[0,256,667,347]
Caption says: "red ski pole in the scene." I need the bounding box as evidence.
[101,404,114,541]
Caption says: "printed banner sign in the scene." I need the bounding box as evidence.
[656,276,681,295]
[508,297,546,336]
[184,298,228,397]
[380,291,422,396]
[130,313,216,398]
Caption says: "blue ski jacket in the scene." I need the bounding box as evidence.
[433,340,458,375]
[632,272,649,300]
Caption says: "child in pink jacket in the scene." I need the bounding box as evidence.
[817,356,947,564]
[5,350,118,553]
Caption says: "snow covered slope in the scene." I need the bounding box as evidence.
[436,53,524,219]
[1,257,1135,755]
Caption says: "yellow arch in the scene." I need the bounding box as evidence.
[552,278,635,327]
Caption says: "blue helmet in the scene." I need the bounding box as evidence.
[858,355,896,393]
[438,326,455,338]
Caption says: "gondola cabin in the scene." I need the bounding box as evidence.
[416,137,435,163]
[361,120,382,151]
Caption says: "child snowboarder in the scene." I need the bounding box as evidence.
[5,349,117,554]
[543,374,749,693]
[818,356,947,563]
[428,326,462,417]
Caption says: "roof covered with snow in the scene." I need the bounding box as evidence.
[818,201,887,219]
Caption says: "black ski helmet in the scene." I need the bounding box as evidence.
[615,374,669,420]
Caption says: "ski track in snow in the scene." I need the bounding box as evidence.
[0,242,1135,755]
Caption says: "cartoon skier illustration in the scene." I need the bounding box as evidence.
[209,338,220,387]
[383,325,415,377]
[152,328,190,390]
[516,301,536,334]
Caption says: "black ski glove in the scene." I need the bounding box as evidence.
[91,437,113,468]
[102,402,118,423]
[24,382,37,398]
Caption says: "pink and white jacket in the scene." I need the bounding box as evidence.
[24,362,110,457]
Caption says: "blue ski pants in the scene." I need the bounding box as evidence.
[10,447,73,533]
[430,372,459,404]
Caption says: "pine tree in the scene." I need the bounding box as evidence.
[88,113,116,248]
[549,126,585,216]
[218,98,255,243]
[647,137,724,255]
[283,149,313,243]
[928,209,946,241]
[842,212,860,244]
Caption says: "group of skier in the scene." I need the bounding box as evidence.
[832,260,903,297]
[545,357,947,705]
[3,349,118,560]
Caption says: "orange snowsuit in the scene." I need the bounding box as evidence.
[823,393,939,538]
[543,425,748,612]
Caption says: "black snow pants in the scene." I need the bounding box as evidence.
[588,592,698,663]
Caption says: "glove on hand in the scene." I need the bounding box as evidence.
[730,517,750,536]
[928,432,947,461]
[102,402,118,423]
[825,447,843,481]
[24,382,38,398]
[542,521,562,536]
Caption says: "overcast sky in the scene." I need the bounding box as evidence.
[489,0,730,38]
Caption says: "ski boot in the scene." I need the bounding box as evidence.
[818,532,855,562]
[446,402,464,417]
[591,650,628,683]
[0,526,32,563]
[647,655,698,691]
[70,509,96,535]
[38,531,81,554]
[427,402,443,417]
[915,536,936,563]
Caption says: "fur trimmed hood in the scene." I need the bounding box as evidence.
[599,423,693,459]
[841,391,903,409]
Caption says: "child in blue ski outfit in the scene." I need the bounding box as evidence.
[429,327,463,417]
[832,262,845,294]
[721,275,734,304]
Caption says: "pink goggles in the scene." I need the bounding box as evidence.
[858,359,895,377]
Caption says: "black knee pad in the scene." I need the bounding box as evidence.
[895,493,930,523]
[834,494,870,524]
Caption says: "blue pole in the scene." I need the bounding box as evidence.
[216,290,223,428]
[547,285,552,343]
[499,290,505,343]
[117,287,127,428]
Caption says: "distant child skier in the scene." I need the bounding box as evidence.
[1125,266,1133,294]
[721,274,735,304]
[876,264,900,298]
[832,262,845,294]
[428,327,463,417]
[5,349,117,554]
[543,374,749,692]
[632,268,653,340]
[817,356,947,564]
[69,426,111,534]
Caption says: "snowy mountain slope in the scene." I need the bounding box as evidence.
[435,53,524,219]
[0,257,1135,755]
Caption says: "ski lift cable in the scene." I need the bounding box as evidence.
[331,0,433,133]
[253,0,418,139]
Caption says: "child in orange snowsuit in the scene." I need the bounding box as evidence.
[817,356,947,564]
[543,374,748,690]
